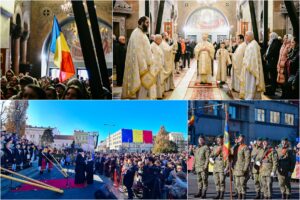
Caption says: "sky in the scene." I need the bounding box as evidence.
[25,100,188,141]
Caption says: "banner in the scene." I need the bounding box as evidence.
[133,129,143,143]
[122,129,133,143]
[143,130,153,144]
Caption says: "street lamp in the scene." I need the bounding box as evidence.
[104,123,115,152]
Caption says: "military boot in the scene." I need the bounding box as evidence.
[219,191,224,199]
[213,191,220,199]
[241,193,245,199]
[238,193,241,200]
[201,190,207,199]
[194,189,202,198]
[255,192,260,199]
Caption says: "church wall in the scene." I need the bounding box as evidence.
[177,0,237,39]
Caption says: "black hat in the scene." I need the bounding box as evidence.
[77,148,84,153]
[216,135,224,139]
[281,137,288,141]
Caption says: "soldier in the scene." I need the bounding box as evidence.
[251,138,263,199]
[210,135,228,199]
[276,137,295,199]
[193,135,210,198]
[231,137,239,197]
[233,134,250,200]
[257,138,278,199]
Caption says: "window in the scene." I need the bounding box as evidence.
[229,106,237,119]
[285,113,294,125]
[270,111,280,124]
[255,109,265,122]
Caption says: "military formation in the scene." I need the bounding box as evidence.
[192,135,296,199]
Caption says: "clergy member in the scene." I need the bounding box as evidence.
[150,34,165,99]
[160,32,176,91]
[232,34,247,92]
[75,149,86,184]
[216,41,231,85]
[121,16,153,99]
[194,33,215,84]
[239,31,265,99]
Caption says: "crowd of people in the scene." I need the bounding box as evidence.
[118,16,299,100]
[92,152,187,199]
[1,131,38,172]
[0,70,99,99]
[189,135,298,199]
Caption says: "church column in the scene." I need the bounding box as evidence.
[12,37,20,75]
[20,30,29,64]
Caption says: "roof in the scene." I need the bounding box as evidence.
[54,135,74,140]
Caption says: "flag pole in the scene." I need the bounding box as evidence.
[224,103,233,200]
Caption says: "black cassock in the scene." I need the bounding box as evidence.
[75,154,86,184]
[86,159,94,184]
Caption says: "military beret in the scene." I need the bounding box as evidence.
[198,135,205,140]
[238,134,245,138]
[257,137,263,141]
[216,135,224,139]
[262,137,269,141]
[281,137,288,141]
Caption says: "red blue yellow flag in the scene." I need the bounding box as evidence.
[50,16,75,82]
[223,106,230,161]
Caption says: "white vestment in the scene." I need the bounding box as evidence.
[232,42,247,92]
[150,42,165,99]
[160,40,175,91]
[216,48,231,82]
[239,40,265,100]
[121,28,153,99]
[194,41,215,83]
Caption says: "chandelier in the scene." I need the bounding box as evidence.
[61,0,73,16]
[196,0,218,6]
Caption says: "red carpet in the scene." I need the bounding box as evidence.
[188,81,218,88]
[12,178,85,192]
[190,88,222,100]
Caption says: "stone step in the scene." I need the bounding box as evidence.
[1,161,39,196]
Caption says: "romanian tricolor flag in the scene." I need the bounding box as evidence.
[223,107,230,161]
[188,115,195,126]
[50,16,75,82]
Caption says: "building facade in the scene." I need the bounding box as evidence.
[168,132,185,151]
[24,125,60,146]
[188,101,299,145]
[74,130,99,151]
[52,135,74,150]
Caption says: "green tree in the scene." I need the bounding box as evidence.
[41,128,54,146]
[153,126,178,153]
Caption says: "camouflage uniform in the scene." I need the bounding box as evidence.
[258,146,278,199]
[276,145,295,198]
[211,145,228,199]
[233,143,250,199]
[193,144,210,198]
[231,143,239,196]
[251,144,264,198]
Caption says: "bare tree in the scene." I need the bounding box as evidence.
[5,100,29,136]
[0,101,8,130]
